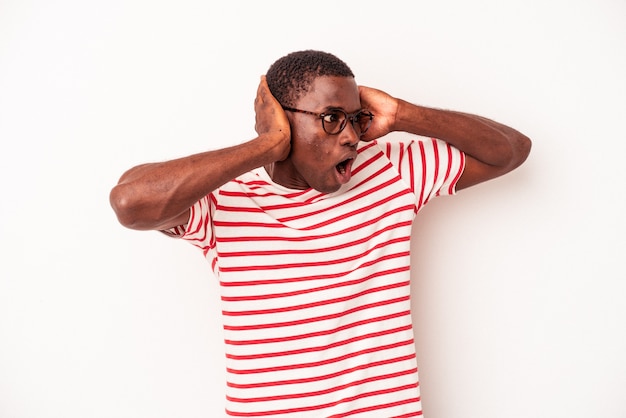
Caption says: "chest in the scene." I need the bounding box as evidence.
[212,164,416,283]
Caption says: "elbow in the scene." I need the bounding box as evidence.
[512,133,532,168]
[490,133,532,179]
[109,184,141,229]
[490,133,532,172]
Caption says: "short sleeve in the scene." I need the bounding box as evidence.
[379,136,465,211]
[161,193,217,260]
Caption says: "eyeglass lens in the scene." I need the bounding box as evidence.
[321,109,373,136]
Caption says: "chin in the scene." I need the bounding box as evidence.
[313,183,341,194]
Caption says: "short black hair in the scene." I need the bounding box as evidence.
[266,50,354,108]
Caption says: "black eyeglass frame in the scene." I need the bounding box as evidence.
[282,106,374,136]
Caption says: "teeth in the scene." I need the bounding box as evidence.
[337,158,351,175]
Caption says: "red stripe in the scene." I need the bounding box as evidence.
[215,205,265,213]
[222,260,411,302]
[350,147,383,177]
[276,177,407,224]
[227,368,417,403]
[450,149,465,194]
[209,192,218,207]
[392,411,424,418]
[181,199,214,256]
[219,236,410,273]
[226,324,413,360]
[350,162,395,192]
[218,220,412,259]
[185,204,202,236]
[231,179,270,186]
[213,221,285,229]
[214,187,411,232]
[408,142,416,197]
[422,139,440,206]
[221,145,381,210]
[220,189,306,200]
[328,395,421,418]
[397,141,405,178]
[356,140,378,154]
[408,142,417,214]
[222,278,410,316]
[218,204,414,243]
[227,353,416,389]
[417,142,427,210]
[224,306,411,345]
[228,179,311,199]
[226,382,418,416]
[441,143,453,197]
[226,339,415,375]
[220,251,409,287]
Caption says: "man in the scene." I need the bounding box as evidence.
[110,50,531,417]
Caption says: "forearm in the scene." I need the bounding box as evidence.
[390,99,532,189]
[393,99,530,170]
[110,134,282,230]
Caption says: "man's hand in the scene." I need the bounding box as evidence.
[255,76,291,162]
[110,76,297,231]
[358,85,399,142]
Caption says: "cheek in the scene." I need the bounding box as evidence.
[310,141,329,160]
[309,145,334,171]
[294,136,331,164]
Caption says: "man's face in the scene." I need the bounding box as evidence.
[276,76,362,194]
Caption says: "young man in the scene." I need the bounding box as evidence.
[110,50,531,417]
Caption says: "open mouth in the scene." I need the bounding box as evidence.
[336,158,353,175]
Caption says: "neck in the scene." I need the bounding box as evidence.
[263,161,308,190]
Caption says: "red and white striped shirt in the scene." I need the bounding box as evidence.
[168,137,465,417]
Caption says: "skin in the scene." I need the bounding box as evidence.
[358,84,532,190]
[265,76,362,193]
[109,75,531,231]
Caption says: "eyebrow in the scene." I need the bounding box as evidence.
[322,106,365,114]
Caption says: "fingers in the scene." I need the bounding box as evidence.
[256,75,270,104]
[254,74,290,138]
[255,76,264,105]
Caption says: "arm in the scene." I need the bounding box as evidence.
[109,76,291,231]
[358,86,531,190]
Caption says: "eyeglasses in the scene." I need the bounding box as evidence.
[283,106,374,136]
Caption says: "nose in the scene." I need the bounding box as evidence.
[338,121,360,147]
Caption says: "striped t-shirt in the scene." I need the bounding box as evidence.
[168,137,465,417]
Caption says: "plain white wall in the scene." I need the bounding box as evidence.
[1,0,624,417]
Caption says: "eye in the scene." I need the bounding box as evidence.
[354,112,367,124]
[355,111,373,133]
[321,111,342,124]
[319,109,348,135]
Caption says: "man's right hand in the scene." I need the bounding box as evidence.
[111,76,294,231]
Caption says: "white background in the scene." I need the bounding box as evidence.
[1,0,625,417]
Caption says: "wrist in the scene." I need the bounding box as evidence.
[392,99,420,133]
[256,131,290,163]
